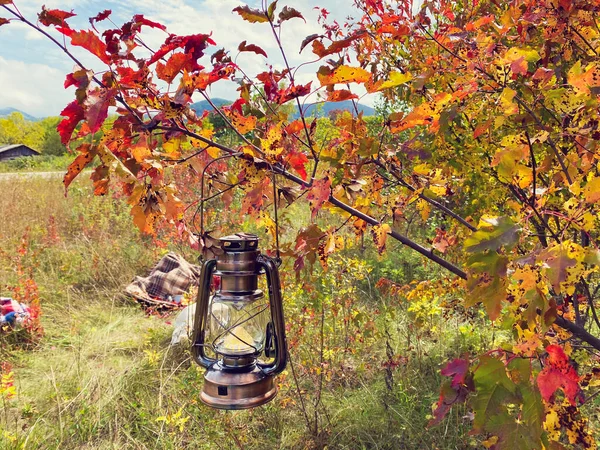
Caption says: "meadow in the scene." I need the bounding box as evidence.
[0,175,498,449]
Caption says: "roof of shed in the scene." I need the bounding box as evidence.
[0,144,40,154]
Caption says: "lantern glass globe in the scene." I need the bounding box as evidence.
[209,297,269,357]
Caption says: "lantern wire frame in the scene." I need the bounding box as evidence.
[194,152,282,264]
[192,152,282,358]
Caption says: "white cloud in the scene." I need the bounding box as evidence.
[0,56,72,117]
[0,0,381,116]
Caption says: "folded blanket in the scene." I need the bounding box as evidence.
[125,253,201,308]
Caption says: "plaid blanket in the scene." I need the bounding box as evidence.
[125,253,201,308]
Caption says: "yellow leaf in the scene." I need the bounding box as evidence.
[417,198,431,221]
[206,146,220,159]
[163,137,181,154]
[317,65,371,86]
[131,143,152,162]
[413,163,430,176]
[498,88,518,115]
[260,123,283,158]
[376,71,413,91]
[583,175,600,203]
[371,223,391,254]
[504,47,540,63]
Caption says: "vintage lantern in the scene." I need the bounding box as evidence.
[191,233,287,410]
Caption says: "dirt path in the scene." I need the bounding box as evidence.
[0,171,66,180]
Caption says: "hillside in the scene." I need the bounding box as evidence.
[191,98,375,119]
[292,100,374,119]
[0,107,37,121]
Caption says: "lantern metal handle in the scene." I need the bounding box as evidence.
[191,258,218,369]
[256,255,288,376]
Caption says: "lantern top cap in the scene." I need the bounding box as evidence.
[220,233,259,252]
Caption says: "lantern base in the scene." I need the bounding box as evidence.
[201,364,277,410]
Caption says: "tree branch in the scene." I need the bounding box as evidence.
[554,316,600,351]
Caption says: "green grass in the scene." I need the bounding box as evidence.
[0,176,491,449]
[0,154,78,173]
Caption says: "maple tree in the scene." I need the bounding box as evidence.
[2,0,600,447]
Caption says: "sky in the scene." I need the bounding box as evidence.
[0,0,373,118]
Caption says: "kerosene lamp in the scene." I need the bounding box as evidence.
[191,233,287,409]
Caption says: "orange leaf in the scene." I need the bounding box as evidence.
[156,53,189,83]
[371,223,391,254]
[226,110,257,134]
[131,142,152,163]
[70,29,111,64]
[326,89,358,102]
[473,119,492,139]
[64,144,97,190]
[311,31,365,57]
[285,120,305,135]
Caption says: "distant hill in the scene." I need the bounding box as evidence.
[191,98,375,119]
[0,107,38,121]
[292,101,375,119]
[191,98,232,116]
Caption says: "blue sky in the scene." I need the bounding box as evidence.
[0,0,371,118]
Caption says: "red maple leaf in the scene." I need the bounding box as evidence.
[89,10,111,31]
[537,344,580,405]
[287,152,309,180]
[57,100,84,145]
[132,14,166,31]
[441,358,470,388]
[64,29,111,64]
[429,358,473,427]
[38,6,75,27]
[307,176,331,220]
[84,88,115,133]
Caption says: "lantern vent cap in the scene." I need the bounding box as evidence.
[220,233,259,252]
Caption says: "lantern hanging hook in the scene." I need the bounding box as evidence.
[196,152,282,267]
[195,152,242,258]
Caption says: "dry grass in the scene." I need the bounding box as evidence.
[0,176,477,449]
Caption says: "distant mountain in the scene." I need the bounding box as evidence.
[191,98,375,119]
[0,107,38,121]
[292,101,375,119]
[191,98,232,115]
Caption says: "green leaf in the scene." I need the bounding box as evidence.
[464,216,520,253]
[267,0,277,19]
[486,412,542,450]
[472,356,517,432]
[465,251,508,320]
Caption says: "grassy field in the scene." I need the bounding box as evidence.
[0,155,77,173]
[0,175,493,449]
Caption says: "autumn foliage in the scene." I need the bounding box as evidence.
[2,0,600,447]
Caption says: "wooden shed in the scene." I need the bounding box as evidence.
[0,144,40,161]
